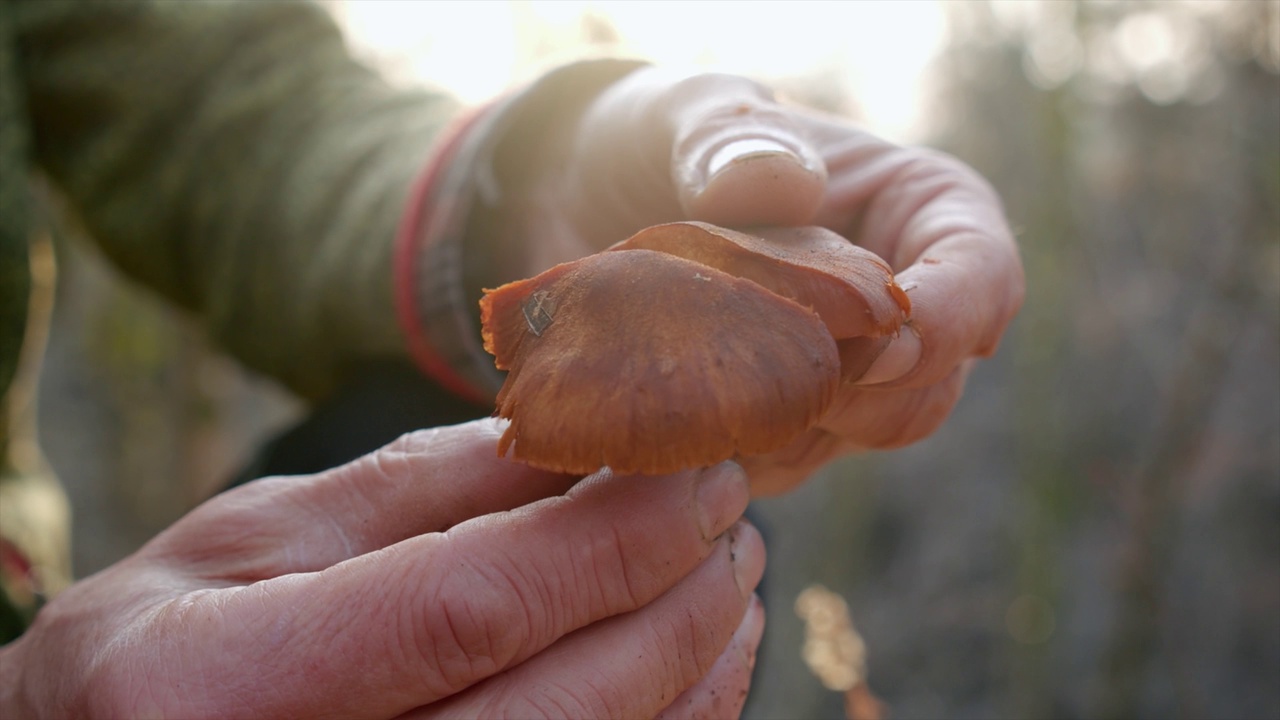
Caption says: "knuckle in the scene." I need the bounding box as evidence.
[405,547,543,694]
[147,479,303,568]
[348,424,476,491]
[650,602,732,691]
[669,72,775,106]
[892,150,1007,241]
[914,147,996,196]
[664,74,796,149]
[897,149,969,193]
[490,515,649,637]
[412,561,527,691]
[557,488,694,619]
[583,522,645,614]
[347,434,419,493]
[860,370,967,449]
[520,677,622,720]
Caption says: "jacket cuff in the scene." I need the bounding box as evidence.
[394,59,649,405]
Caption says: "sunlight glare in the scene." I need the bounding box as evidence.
[333,0,945,142]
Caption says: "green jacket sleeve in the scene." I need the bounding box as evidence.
[14,0,458,399]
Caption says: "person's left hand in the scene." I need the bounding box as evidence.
[0,420,764,719]
[509,68,1025,495]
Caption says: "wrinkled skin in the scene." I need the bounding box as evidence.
[512,68,1025,495]
[0,420,764,719]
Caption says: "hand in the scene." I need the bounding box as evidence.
[517,68,1026,495]
[0,419,765,719]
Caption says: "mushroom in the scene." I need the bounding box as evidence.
[610,222,908,340]
[479,222,910,475]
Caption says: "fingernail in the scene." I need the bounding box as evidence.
[854,328,923,385]
[728,520,766,599]
[685,135,826,226]
[705,138,799,181]
[696,462,750,541]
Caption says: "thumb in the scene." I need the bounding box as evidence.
[663,73,828,227]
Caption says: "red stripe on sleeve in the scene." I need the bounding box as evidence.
[393,107,492,405]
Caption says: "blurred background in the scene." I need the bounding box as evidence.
[36,1,1278,718]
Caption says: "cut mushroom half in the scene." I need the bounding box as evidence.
[479,222,910,475]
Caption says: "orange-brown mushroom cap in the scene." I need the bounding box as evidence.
[480,249,841,475]
[609,222,910,340]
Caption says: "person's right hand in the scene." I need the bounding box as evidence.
[0,419,765,719]
[510,68,1024,496]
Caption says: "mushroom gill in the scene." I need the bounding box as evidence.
[479,222,910,475]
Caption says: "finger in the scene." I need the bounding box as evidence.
[155,418,580,576]
[656,594,765,720]
[570,68,827,231]
[819,361,974,449]
[848,330,920,385]
[737,428,854,497]
[808,117,1023,388]
[740,366,972,497]
[833,145,1023,388]
[297,418,582,559]
[877,230,1024,388]
[662,73,828,227]
[193,462,751,719]
[421,522,766,720]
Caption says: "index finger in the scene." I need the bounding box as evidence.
[151,419,580,578]
[819,132,1024,388]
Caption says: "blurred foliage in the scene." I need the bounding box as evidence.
[753,2,1277,719]
[888,1,1274,718]
[39,209,300,577]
